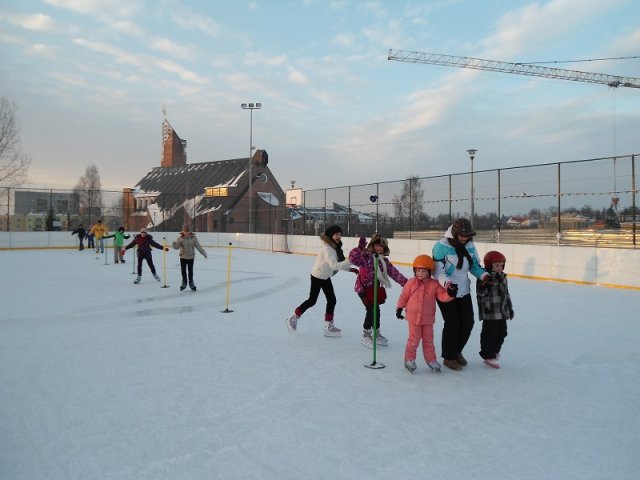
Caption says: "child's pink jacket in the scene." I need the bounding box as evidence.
[397,277,453,325]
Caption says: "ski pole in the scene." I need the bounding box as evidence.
[365,253,385,369]
[161,237,169,288]
[221,242,234,313]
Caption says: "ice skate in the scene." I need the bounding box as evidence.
[180,282,187,291]
[484,358,501,369]
[285,313,299,334]
[404,360,417,372]
[361,329,373,348]
[324,321,342,337]
[427,361,442,372]
[189,282,196,291]
[375,331,388,346]
[133,276,141,284]
[154,274,161,282]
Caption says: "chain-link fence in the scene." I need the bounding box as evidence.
[1,154,637,248]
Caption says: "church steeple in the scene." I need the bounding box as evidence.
[161,106,187,168]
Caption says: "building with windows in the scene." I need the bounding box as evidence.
[123,119,286,233]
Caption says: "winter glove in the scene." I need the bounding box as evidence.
[358,236,367,250]
[396,308,404,319]
[446,282,458,298]
[509,310,515,320]
[349,267,359,274]
[121,249,126,256]
[164,247,170,252]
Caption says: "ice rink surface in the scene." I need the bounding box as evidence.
[1,247,638,480]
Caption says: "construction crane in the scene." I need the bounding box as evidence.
[387,49,640,88]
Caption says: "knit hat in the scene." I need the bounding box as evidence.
[324,225,342,238]
[367,233,390,256]
[140,227,148,233]
[451,218,476,238]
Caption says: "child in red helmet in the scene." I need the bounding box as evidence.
[476,250,515,369]
[396,254,458,373]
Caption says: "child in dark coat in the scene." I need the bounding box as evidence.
[122,228,169,284]
[476,250,514,369]
[71,224,87,250]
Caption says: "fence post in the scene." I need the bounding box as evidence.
[497,169,502,241]
[557,163,562,243]
[347,186,351,236]
[632,154,637,248]
[448,175,452,224]
[323,188,327,233]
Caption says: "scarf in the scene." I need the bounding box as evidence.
[450,238,473,270]
[335,240,345,262]
[375,256,391,288]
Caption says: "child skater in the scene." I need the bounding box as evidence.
[396,255,458,373]
[476,250,514,369]
[122,228,169,284]
[105,227,130,263]
[285,225,355,337]
[349,234,407,348]
[172,225,207,291]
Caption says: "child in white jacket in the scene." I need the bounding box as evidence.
[285,225,355,337]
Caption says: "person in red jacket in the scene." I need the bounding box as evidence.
[396,255,457,373]
[122,228,169,284]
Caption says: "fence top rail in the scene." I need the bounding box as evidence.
[303,153,639,194]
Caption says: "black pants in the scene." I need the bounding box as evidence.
[137,253,157,276]
[297,275,336,316]
[479,320,508,359]
[437,294,475,360]
[358,292,381,330]
[180,258,194,284]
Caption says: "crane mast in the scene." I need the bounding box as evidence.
[387,49,640,88]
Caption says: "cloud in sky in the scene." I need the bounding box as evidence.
[0,0,638,192]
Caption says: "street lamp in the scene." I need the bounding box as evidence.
[467,149,477,227]
[241,102,261,233]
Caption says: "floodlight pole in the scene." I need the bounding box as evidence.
[241,102,261,233]
[467,149,477,227]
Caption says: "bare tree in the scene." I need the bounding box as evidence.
[0,97,32,187]
[392,176,424,230]
[73,165,103,224]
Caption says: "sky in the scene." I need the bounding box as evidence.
[1,0,639,194]
[1,246,639,479]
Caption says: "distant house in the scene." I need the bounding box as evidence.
[122,119,286,233]
[287,202,376,236]
[506,216,526,228]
